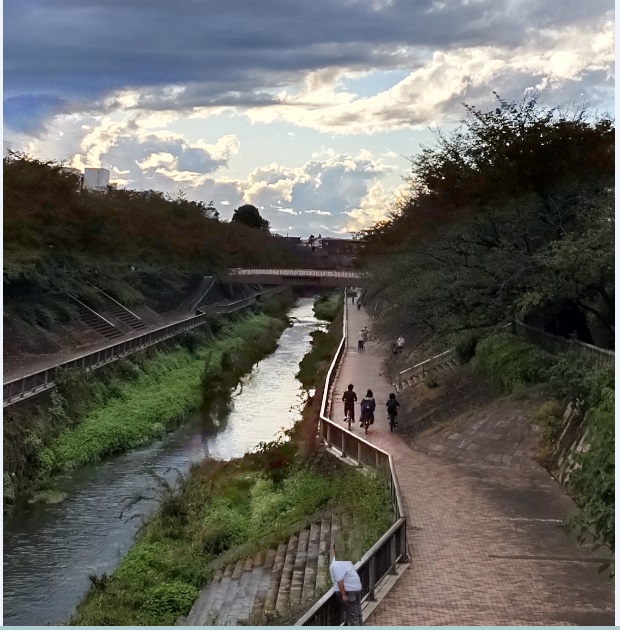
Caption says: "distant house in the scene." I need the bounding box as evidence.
[319,238,362,256]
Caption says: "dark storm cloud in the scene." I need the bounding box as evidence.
[5,0,612,131]
[4,94,69,135]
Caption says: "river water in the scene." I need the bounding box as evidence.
[3,298,323,626]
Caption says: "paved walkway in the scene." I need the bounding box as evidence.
[329,302,614,626]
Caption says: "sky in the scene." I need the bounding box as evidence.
[4,0,614,237]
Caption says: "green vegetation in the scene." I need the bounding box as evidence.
[359,95,613,349]
[4,294,293,504]
[471,333,553,392]
[70,447,391,626]
[569,389,614,555]
[470,332,614,554]
[313,291,343,322]
[4,156,305,327]
[296,293,343,389]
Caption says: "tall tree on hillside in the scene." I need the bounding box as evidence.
[231,204,270,231]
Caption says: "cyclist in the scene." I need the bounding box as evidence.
[386,393,400,429]
[342,384,357,423]
[360,389,376,429]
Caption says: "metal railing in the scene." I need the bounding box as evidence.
[514,320,614,368]
[295,295,408,626]
[3,287,289,407]
[228,268,368,280]
[398,348,455,387]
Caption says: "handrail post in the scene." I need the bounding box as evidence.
[368,556,376,601]
[389,535,397,575]
[399,522,410,562]
[341,430,346,458]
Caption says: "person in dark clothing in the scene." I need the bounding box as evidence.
[342,384,357,422]
[360,389,376,426]
[386,392,400,428]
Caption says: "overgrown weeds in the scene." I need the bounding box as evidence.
[70,449,391,626]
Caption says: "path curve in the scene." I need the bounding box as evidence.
[328,300,614,626]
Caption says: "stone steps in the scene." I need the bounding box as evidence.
[394,358,459,392]
[186,512,348,626]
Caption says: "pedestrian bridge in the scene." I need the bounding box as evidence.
[223,268,370,287]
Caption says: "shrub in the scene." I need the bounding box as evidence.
[471,333,553,392]
[455,332,480,364]
[534,401,565,468]
[569,388,614,554]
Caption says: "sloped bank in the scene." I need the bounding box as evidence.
[4,290,294,507]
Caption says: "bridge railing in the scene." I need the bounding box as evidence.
[3,287,288,407]
[295,295,408,626]
[228,268,368,279]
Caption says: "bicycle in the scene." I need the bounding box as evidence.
[388,411,397,432]
[361,413,372,434]
[344,407,354,431]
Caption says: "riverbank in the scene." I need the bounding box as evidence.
[67,291,394,626]
[4,290,295,507]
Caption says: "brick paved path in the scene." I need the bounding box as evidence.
[329,303,614,626]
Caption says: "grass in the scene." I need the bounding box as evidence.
[4,294,293,504]
[313,291,343,322]
[47,313,289,473]
[70,451,391,626]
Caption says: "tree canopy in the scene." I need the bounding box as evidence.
[231,204,270,231]
[359,94,614,348]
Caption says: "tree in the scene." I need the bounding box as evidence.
[358,95,614,347]
[231,204,270,231]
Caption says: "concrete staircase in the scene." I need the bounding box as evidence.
[184,514,344,626]
[96,291,147,332]
[72,301,123,340]
[393,356,459,392]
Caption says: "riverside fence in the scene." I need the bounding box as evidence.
[295,294,408,626]
[3,287,288,407]
[514,320,614,368]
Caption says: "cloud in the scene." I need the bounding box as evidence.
[5,0,613,132]
[4,94,69,135]
[243,17,614,133]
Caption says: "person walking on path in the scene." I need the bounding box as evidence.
[342,384,358,424]
[360,389,376,428]
[357,329,366,351]
[330,544,364,625]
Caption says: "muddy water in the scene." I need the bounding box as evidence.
[3,298,323,626]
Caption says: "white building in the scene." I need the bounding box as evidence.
[83,167,110,190]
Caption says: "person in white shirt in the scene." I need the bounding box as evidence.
[329,544,364,625]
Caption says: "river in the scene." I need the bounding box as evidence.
[3,298,324,626]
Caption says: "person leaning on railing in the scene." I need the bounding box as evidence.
[330,544,364,625]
